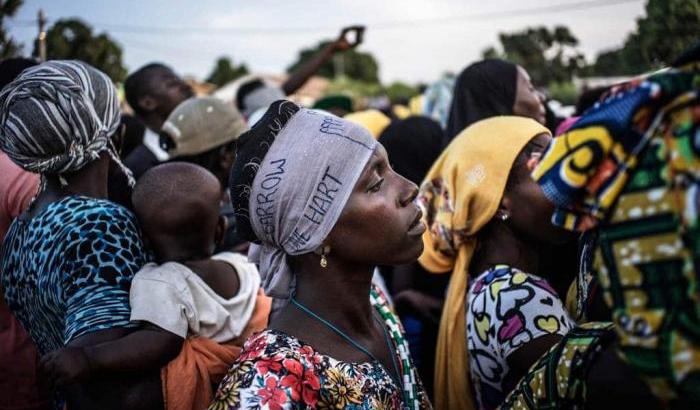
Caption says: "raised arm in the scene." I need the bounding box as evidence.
[282,26,364,95]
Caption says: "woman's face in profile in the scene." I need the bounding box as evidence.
[326,144,425,266]
[513,66,546,125]
[503,133,574,244]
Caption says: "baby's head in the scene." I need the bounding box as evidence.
[132,162,225,262]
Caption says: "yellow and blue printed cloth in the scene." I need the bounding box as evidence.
[521,61,700,406]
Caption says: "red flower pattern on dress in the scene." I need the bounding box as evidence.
[300,345,323,365]
[258,376,288,410]
[239,332,268,360]
[256,359,283,375]
[209,285,432,410]
[280,358,321,406]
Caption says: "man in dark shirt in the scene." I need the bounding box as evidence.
[123,63,194,179]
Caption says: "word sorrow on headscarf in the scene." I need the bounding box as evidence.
[248,106,377,300]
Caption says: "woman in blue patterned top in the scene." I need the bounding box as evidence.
[0,61,168,409]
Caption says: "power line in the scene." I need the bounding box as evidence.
[362,0,642,29]
[9,0,642,36]
[5,20,36,28]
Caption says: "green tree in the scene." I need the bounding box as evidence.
[590,40,646,76]
[325,76,383,101]
[385,81,418,104]
[482,46,499,60]
[206,56,249,87]
[287,40,379,83]
[592,0,700,75]
[0,0,24,58]
[482,26,585,85]
[36,18,126,82]
[637,0,700,66]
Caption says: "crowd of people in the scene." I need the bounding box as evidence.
[0,25,699,410]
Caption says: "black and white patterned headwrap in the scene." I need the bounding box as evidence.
[0,60,132,185]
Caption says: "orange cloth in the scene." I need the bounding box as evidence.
[161,289,271,410]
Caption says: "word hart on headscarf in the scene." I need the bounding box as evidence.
[248,107,377,303]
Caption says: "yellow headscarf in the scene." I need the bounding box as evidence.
[418,116,551,410]
[344,109,391,139]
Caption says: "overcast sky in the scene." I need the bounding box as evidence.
[8,0,646,84]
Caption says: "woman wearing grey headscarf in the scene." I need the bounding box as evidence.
[210,100,432,409]
[0,61,164,409]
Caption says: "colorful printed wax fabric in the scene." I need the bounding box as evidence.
[466,265,574,410]
[499,322,615,409]
[532,62,700,403]
[209,287,431,410]
[0,196,146,356]
[565,231,601,323]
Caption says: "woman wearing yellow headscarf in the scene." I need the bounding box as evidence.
[418,116,575,410]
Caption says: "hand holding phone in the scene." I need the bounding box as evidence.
[334,25,365,51]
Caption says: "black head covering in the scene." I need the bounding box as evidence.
[0,58,39,91]
[672,39,700,67]
[378,116,444,186]
[444,59,518,145]
[229,100,300,242]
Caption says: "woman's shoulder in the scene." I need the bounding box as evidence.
[211,329,323,409]
[41,196,139,233]
[37,195,133,219]
[62,196,136,220]
[236,329,319,363]
[469,265,556,297]
[37,197,146,265]
[467,264,573,353]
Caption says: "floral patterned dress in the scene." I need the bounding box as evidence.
[210,287,432,410]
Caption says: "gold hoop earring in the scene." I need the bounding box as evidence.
[320,245,330,268]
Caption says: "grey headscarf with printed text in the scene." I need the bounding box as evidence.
[248,107,377,301]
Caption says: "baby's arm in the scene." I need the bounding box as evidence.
[40,324,182,387]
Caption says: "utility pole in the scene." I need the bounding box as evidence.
[37,9,46,61]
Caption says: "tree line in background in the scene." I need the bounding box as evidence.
[592,0,699,76]
[481,0,699,103]
[0,0,24,59]
[0,0,698,104]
